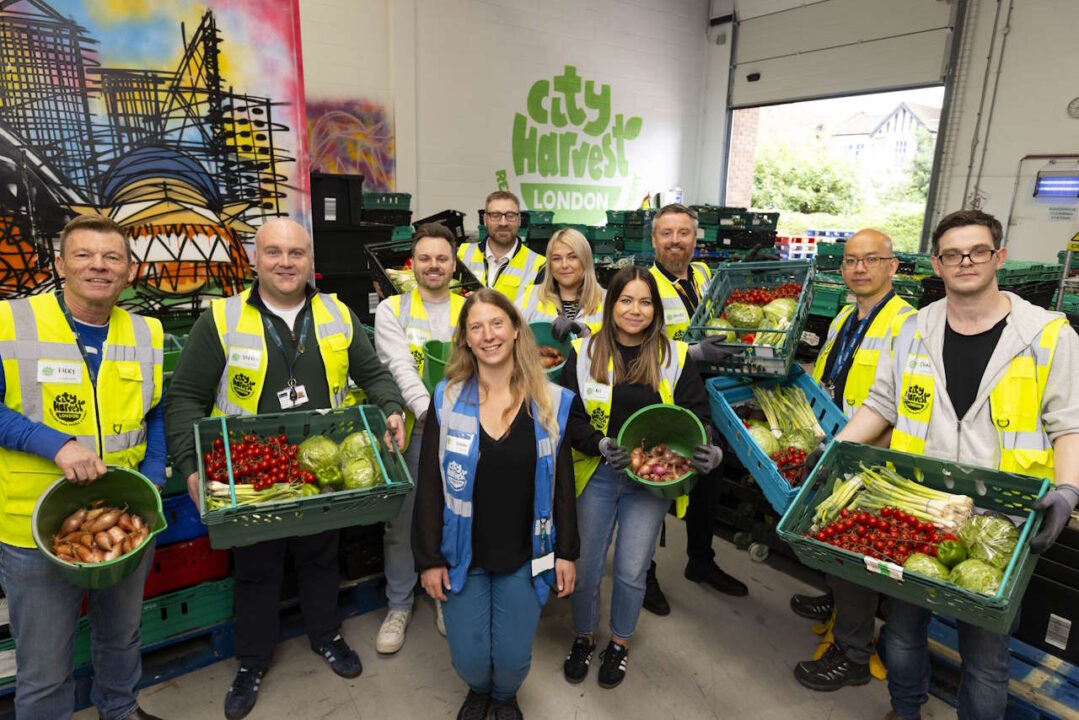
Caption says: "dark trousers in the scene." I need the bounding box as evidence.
[232,530,341,669]
[685,466,719,565]
[830,576,878,665]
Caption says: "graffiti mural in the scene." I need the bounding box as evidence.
[307,99,395,191]
[0,0,309,319]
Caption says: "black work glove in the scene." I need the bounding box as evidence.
[598,437,631,471]
[1030,485,1079,553]
[688,337,740,365]
[800,445,825,484]
[690,444,723,474]
[552,316,589,343]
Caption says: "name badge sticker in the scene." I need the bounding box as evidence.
[229,348,262,370]
[582,381,612,404]
[446,432,474,456]
[664,308,688,325]
[37,360,83,385]
[405,327,431,347]
[531,552,555,577]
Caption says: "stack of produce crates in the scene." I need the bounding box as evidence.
[692,206,779,251]
[814,242,845,272]
[892,274,926,308]
[412,209,467,242]
[1058,250,1079,276]
[361,192,412,226]
[920,260,1062,308]
[774,235,817,260]
[809,272,849,319]
[364,237,482,298]
[606,209,654,254]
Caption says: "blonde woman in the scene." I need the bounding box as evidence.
[520,228,605,341]
[412,288,578,720]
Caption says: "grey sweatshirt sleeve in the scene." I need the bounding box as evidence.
[1043,324,1079,440]
[374,300,431,420]
[861,336,899,425]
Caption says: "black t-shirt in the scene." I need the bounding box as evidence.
[654,262,701,315]
[943,316,1008,420]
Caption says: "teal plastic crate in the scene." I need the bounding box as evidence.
[391,225,413,241]
[777,442,1048,634]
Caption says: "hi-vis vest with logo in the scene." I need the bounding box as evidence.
[571,336,692,517]
[0,294,163,547]
[210,288,353,416]
[649,262,711,341]
[889,314,1067,481]
[519,285,605,334]
[812,295,915,418]
[387,290,464,379]
[434,377,572,605]
[458,241,546,302]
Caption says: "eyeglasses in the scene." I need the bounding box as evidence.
[842,256,895,268]
[485,211,520,222]
[937,248,997,266]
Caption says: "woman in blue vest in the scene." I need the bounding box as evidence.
[412,288,578,720]
[558,267,722,690]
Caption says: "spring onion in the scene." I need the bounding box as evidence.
[750,384,826,442]
[205,481,305,509]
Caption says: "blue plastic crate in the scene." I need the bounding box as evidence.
[157,494,207,545]
[706,365,846,514]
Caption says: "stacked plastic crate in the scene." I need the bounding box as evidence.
[774,235,817,261]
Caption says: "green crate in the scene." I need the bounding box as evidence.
[622,220,652,239]
[623,237,653,253]
[524,210,554,225]
[195,406,413,549]
[683,260,814,376]
[605,209,654,226]
[1058,250,1079,271]
[777,441,1048,634]
[362,192,411,210]
[817,242,846,257]
[809,285,848,318]
[690,205,746,227]
[391,225,413,241]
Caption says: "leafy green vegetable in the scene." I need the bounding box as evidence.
[340,431,375,464]
[762,298,797,324]
[780,427,817,453]
[936,539,968,569]
[704,317,735,341]
[903,553,949,581]
[342,457,378,490]
[959,514,1019,569]
[948,558,1003,595]
[726,303,764,329]
[298,436,341,488]
[748,424,779,455]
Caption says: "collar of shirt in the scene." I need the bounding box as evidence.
[483,238,519,267]
[247,279,316,312]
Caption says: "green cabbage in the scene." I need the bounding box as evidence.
[342,457,378,491]
[748,424,779,455]
[725,303,764,329]
[959,514,1019,569]
[762,298,797,324]
[298,435,341,487]
[340,431,375,464]
[780,427,818,453]
[949,559,1004,595]
[704,317,735,341]
[903,553,949,581]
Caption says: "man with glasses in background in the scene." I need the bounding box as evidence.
[457,191,546,302]
[790,229,914,692]
[812,210,1079,720]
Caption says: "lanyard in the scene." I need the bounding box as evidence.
[262,309,311,402]
[56,292,100,385]
[826,293,892,385]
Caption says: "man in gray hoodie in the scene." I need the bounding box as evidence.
[827,210,1079,720]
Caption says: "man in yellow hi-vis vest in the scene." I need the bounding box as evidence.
[164,219,406,720]
[0,215,165,720]
[457,191,545,303]
[821,211,1079,720]
[790,230,914,693]
[373,223,463,653]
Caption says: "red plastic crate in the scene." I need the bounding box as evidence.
[143,537,230,599]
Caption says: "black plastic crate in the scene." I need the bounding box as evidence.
[312,222,395,277]
[363,238,482,299]
[1015,573,1079,664]
[315,272,379,324]
[412,209,467,242]
[363,209,413,227]
[477,209,551,229]
[708,228,776,250]
[311,172,364,227]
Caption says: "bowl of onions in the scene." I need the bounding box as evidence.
[617,403,706,499]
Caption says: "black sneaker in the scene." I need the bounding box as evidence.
[597,641,629,689]
[313,634,363,679]
[563,636,595,684]
[224,666,264,720]
[642,566,670,616]
[684,561,748,597]
[790,590,834,621]
[456,689,490,720]
[793,643,871,692]
[489,695,524,720]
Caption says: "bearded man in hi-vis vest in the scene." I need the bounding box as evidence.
[808,210,1079,720]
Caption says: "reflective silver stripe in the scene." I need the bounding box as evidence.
[0,339,83,361]
[894,413,928,441]
[73,434,97,448]
[999,429,1051,452]
[575,337,606,400]
[315,292,353,342]
[460,246,486,283]
[104,427,146,453]
[214,397,248,417]
[215,294,260,415]
[1032,343,1051,368]
[445,493,472,517]
[395,291,434,335]
[891,315,921,399]
[437,385,476,518]
[661,295,685,319]
[859,335,890,353]
[660,341,684,391]
[9,299,45,421]
[128,314,157,419]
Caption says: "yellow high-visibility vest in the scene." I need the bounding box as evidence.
[649,262,711,341]
[457,241,545,302]
[889,314,1067,481]
[387,290,464,378]
[210,288,353,416]
[570,336,692,517]
[519,285,604,335]
[812,295,915,418]
[0,294,163,547]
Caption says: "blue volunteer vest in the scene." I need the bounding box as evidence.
[434,376,573,605]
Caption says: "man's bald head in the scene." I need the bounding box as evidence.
[840,228,898,300]
[845,229,893,257]
[254,217,312,250]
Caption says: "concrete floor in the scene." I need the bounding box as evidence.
[78,523,958,720]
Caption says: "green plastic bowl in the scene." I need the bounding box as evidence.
[529,322,572,380]
[617,403,706,500]
[32,467,167,589]
[422,339,452,393]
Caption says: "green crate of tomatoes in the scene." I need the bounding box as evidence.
[194,405,412,549]
[777,441,1048,634]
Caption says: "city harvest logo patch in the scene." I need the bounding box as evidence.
[902,385,931,414]
[230,373,255,400]
[50,392,86,426]
[500,65,642,224]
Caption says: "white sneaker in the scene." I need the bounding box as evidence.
[376,608,411,654]
[435,600,446,637]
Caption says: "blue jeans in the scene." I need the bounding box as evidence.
[383,426,423,610]
[882,599,1013,720]
[441,563,541,701]
[572,461,670,640]
[0,540,154,720]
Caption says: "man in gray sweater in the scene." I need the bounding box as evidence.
[372,223,465,653]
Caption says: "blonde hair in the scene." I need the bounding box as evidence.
[444,288,558,438]
[537,228,603,317]
[588,266,671,390]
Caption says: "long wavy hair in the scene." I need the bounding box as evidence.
[444,288,557,437]
[537,228,603,317]
[587,266,672,390]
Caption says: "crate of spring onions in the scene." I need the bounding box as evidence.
[706,364,846,514]
[194,405,413,549]
[683,260,814,377]
[777,441,1048,634]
